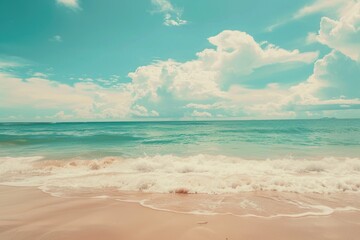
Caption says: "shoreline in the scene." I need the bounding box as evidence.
[1,186,360,240]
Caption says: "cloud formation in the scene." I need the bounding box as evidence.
[1,24,358,120]
[191,110,212,118]
[294,0,351,19]
[125,30,327,119]
[151,0,187,26]
[0,60,21,69]
[128,30,318,103]
[316,2,360,61]
[56,0,80,10]
[267,0,356,32]
[0,72,154,120]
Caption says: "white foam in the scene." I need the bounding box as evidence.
[1,154,360,194]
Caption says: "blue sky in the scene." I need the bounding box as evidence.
[0,0,359,121]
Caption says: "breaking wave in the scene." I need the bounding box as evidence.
[1,154,360,194]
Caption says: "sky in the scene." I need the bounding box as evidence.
[0,0,359,121]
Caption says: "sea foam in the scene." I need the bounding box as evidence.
[1,154,360,194]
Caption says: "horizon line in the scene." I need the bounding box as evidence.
[1,117,359,124]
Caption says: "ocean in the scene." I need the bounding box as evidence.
[1,119,359,159]
[1,119,360,216]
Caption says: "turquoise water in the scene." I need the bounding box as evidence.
[0,119,359,160]
[1,119,360,199]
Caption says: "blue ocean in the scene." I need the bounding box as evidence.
[1,119,359,159]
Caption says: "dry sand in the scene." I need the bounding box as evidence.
[0,186,359,240]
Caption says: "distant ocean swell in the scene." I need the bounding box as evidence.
[1,154,360,194]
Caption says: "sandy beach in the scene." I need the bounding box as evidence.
[0,186,359,240]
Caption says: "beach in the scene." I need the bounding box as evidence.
[0,120,359,239]
[1,186,359,240]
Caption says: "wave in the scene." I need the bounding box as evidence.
[1,154,360,194]
[2,154,360,217]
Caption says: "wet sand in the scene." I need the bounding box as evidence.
[0,186,359,240]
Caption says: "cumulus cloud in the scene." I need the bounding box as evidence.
[263,1,360,117]
[151,0,187,26]
[0,72,135,120]
[301,51,360,101]
[128,30,318,103]
[201,31,318,73]
[316,2,360,61]
[56,0,80,10]
[2,25,357,120]
[184,50,360,119]
[288,51,360,112]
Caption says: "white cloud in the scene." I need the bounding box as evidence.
[56,0,80,10]
[185,103,225,110]
[0,57,28,69]
[2,24,357,121]
[0,60,20,69]
[306,32,318,44]
[132,105,159,117]
[267,0,356,32]
[128,30,318,103]
[201,31,318,73]
[32,72,48,78]
[288,51,360,110]
[0,72,134,120]
[47,111,73,120]
[191,110,212,118]
[294,0,350,19]
[184,50,360,119]
[316,2,360,61]
[220,83,296,118]
[151,0,187,26]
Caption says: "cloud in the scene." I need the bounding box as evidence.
[50,35,63,42]
[0,72,135,120]
[132,105,159,117]
[202,31,318,72]
[191,110,212,118]
[306,32,318,44]
[151,0,187,26]
[293,0,350,19]
[0,60,20,69]
[184,50,360,119]
[1,26,357,121]
[56,0,80,10]
[306,51,360,100]
[46,111,73,120]
[288,51,360,111]
[32,72,48,78]
[185,103,225,110]
[316,2,360,61]
[128,30,318,103]
[0,56,28,69]
[267,0,356,32]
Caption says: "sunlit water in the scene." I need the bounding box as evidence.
[1,119,360,217]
